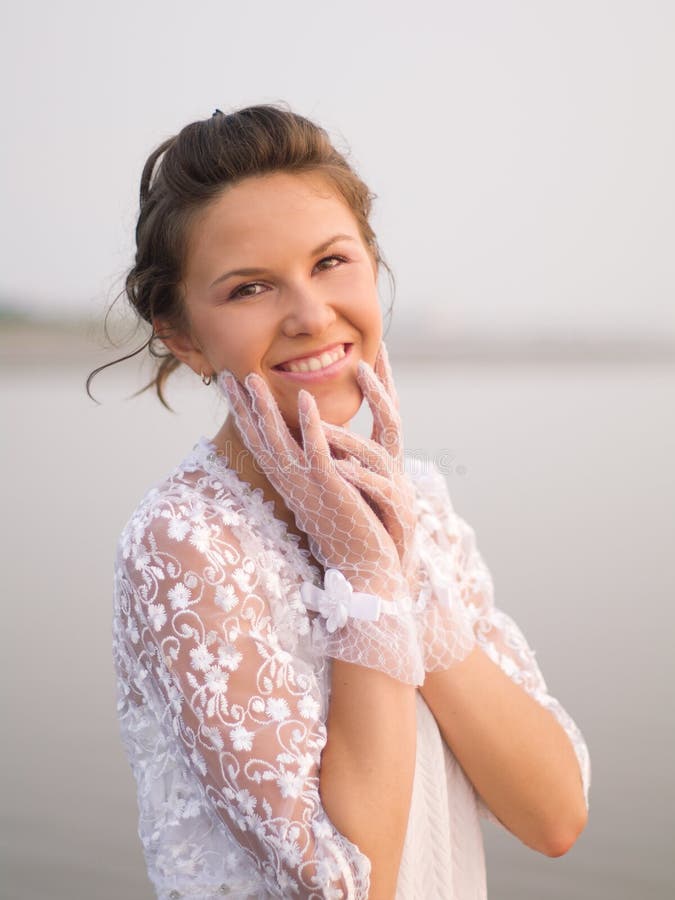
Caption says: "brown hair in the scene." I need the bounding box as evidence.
[86,102,395,409]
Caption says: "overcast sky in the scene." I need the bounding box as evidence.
[2,0,673,342]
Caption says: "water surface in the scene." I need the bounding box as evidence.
[2,355,673,899]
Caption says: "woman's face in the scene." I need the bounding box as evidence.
[171,170,383,432]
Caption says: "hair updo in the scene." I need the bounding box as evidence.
[87,103,394,409]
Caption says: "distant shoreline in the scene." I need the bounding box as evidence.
[1,319,673,367]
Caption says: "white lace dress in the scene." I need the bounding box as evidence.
[112,436,591,900]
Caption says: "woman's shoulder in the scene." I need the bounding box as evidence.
[404,454,458,517]
[114,435,318,577]
[115,437,246,555]
[113,435,320,660]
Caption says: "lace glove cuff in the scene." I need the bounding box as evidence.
[301,569,425,686]
[414,576,477,672]
[408,529,477,672]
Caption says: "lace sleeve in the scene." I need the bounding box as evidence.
[408,460,591,829]
[116,493,371,899]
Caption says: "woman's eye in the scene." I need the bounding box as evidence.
[229,282,266,300]
[228,256,346,300]
[316,254,347,271]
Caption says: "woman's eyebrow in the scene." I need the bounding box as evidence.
[312,233,357,256]
[209,266,271,289]
[208,234,358,289]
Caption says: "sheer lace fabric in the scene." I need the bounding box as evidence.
[217,370,424,686]
[112,438,590,899]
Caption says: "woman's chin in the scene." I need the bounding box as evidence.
[283,388,363,432]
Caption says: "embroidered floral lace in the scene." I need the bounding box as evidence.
[216,369,425,686]
[112,438,591,899]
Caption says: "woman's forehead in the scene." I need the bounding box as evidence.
[184,172,363,274]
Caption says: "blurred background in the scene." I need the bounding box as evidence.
[1,1,673,898]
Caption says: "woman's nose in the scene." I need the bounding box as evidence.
[280,283,337,336]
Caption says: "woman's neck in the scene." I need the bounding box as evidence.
[212,414,276,496]
[211,415,312,537]
[210,412,348,572]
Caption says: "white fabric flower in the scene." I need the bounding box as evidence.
[147,603,167,631]
[205,668,229,695]
[230,724,254,752]
[189,524,212,553]
[277,770,304,798]
[214,583,238,612]
[190,643,214,672]
[167,582,191,610]
[167,517,191,541]
[266,697,291,721]
[134,552,150,571]
[235,788,257,816]
[297,694,320,720]
[317,569,352,633]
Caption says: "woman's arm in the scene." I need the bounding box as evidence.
[321,660,417,900]
[408,461,591,856]
[419,647,587,857]
[116,497,376,898]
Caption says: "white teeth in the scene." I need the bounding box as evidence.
[281,345,346,373]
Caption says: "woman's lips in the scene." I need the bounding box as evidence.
[271,343,353,383]
[276,341,346,366]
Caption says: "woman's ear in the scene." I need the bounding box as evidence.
[152,317,208,375]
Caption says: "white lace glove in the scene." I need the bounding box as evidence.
[319,342,476,673]
[318,344,422,595]
[217,366,424,686]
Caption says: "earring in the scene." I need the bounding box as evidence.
[201,371,213,386]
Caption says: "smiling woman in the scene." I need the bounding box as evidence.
[90,104,590,900]
[163,170,383,440]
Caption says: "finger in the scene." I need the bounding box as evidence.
[243,373,302,474]
[357,360,401,445]
[216,370,270,461]
[333,457,406,556]
[320,421,393,478]
[298,390,333,472]
[374,341,401,413]
[357,360,403,463]
[217,368,247,411]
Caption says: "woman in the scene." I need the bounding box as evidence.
[96,105,590,899]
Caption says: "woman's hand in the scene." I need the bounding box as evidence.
[218,368,405,600]
[318,342,422,593]
[316,341,476,674]
[217,365,424,685]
